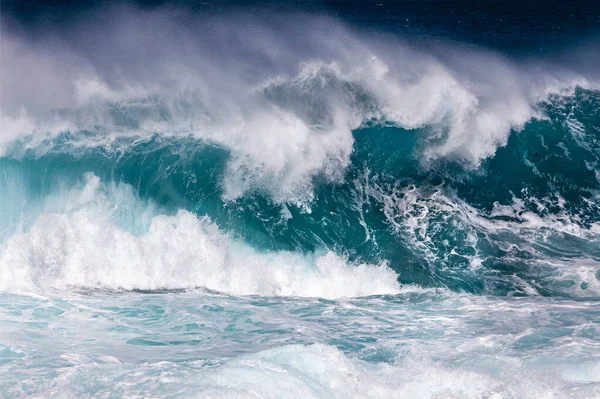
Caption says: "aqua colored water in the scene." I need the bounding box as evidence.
[1,1,600,397]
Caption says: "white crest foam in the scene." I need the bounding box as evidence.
[0,174,401,297]
[1,8,597,203]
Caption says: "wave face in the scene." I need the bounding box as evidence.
[3,89,599,297]
[1,3,600,398]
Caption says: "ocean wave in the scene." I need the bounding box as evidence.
[2,85,599,297]
[3,3,600,398]
[4,342,598,398]
[354,171,600,297]
[1,7,599,299]
[0,174,401,297]
[2,7,597,204]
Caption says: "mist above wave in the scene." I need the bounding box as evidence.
[2,6,597,204]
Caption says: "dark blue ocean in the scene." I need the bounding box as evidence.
[1,1,600,397]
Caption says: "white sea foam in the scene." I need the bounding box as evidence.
[1,8,597,203]
[184,344,597,399]
[352,169,600,297]
[2,275,599,398]
[0,174,400,297]
[10,343,597,399]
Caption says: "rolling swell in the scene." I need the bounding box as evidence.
[2,87,599,297]
[2,4,600,397]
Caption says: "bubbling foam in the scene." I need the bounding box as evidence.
[0,174,400,297]
[352,169,600,297]
[108,344,599,398]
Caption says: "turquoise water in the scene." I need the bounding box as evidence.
[1,4,600,397]
[3,291,600,397]
[3,89,599,296]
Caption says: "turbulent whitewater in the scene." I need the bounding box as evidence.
[1,3,600,398]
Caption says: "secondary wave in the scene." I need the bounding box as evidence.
[0,173,402,296]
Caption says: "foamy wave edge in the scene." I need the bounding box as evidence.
[0,174,405,298]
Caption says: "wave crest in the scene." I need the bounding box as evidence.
[2,7,596,203]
